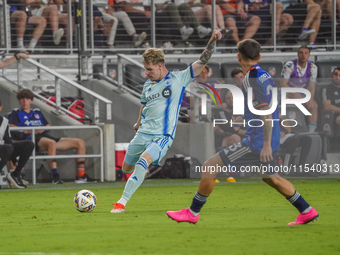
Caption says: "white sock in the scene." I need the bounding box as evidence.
[28,39,38,49]
[117,197,128,206]
[308,123,317,132]
[189,208,199,216]
[17,38,24,48]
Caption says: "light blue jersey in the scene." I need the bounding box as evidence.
[138,65,196,138]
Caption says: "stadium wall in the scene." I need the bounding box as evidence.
[0,80,104,182]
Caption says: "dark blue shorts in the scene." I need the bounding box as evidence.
[218,141,278,174]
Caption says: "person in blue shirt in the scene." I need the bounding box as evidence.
[8,89,96,184]
[167,38,319,226]
[111,29,223,213]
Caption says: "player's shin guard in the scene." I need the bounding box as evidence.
[120,157,148,205]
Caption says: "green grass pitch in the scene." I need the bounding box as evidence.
[0,178,339,255]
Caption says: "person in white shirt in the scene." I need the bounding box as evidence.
[281,46,318,132]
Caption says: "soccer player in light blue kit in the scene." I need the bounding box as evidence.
[167,39,319,225]
[111,30,222,213]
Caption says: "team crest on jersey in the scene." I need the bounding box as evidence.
[162,88,172,98]
[34,114,40,119]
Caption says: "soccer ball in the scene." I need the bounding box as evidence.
[74,189,97,213]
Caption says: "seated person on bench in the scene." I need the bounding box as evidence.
[322,67,340,129]
[0,100,34,189]
[8,89,96,184]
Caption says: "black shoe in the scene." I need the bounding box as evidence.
[75,174,97,184]
[7,172,26,189]
[52,174,64,184]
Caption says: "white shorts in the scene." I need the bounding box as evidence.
[31,7,45,17]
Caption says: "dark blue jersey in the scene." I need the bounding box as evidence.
[242,64,280,152]
[8,108,49,140]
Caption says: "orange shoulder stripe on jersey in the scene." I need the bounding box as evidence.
[254,102,268,109]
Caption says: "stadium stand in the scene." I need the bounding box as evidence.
[93,62,119,82]
[2,0,340,184]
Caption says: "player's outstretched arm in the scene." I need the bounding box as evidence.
[192,29,222,77]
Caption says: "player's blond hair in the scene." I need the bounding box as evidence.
[142,48,165,65]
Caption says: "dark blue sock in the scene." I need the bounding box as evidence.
[287,191,311,213]
[190,191,208,214]
[51,168,59,176]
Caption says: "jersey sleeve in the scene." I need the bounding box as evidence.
[8,110,19,126]
[281,61,294,80]
[177,65,196,88]
[248,70,269,110]
[324,86,332,102]
[140,83,147,105]
[3,124,12,144]
[309,62,318,83]
[40,112,49,126]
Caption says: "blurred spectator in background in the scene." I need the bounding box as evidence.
[50,0,72,46]
[238,0,293,43]
[117,0,211,48]
[23,0,64,45]
[9,89,97,184]
[92,0,147,47]
[217,0,261,44]
[231,68,244,88]
[90,3,111,47]
[214,89,245,150]
[314,0,340,21]
[0,100,34,189]
[9,1,47,52]
[282,0,322,48]
[187,0,233,38]
[322,67,340,128]
[157,0,212,40]
[116,0,173,46]
[0,53,33,189]
[280,46,318,132]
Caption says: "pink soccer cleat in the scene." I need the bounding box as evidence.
[288,207,319,225]
[166,208,199,224]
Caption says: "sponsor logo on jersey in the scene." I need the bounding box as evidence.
[162,88,172,98]
[146,93,160,102]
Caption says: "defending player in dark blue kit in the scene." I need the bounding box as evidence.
[167,39,319,225]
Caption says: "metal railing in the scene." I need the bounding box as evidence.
[8,57,112,123]
[10,125,104,185]
[1,0,340,53]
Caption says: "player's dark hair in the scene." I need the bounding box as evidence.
[237,39,261,61]
[298,45,310,53]
[17,89,34,100]
[231,68,243,78]
[333,67,340,73]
